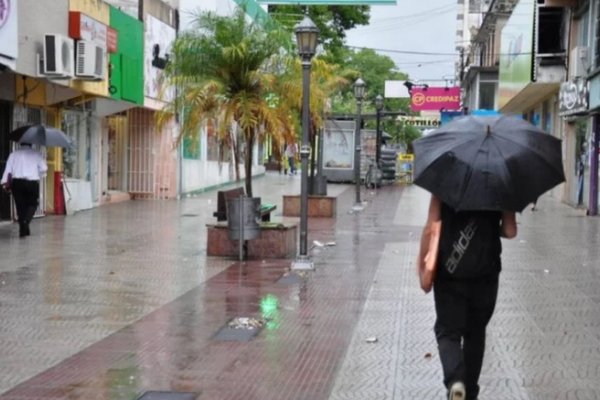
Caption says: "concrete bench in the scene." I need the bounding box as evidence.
[213,187,276,222]
[206,221,297,259]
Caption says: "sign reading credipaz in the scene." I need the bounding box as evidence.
[257,0,396,4]
[410,87,461,112]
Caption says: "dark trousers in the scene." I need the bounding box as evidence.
[288,156,296,174]
[433,276,499,400]
[11,178,40,235]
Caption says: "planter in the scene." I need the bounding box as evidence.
[206,222,297,259]
[282,194,337,218]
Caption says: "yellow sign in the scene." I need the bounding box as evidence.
[398,153,414,161]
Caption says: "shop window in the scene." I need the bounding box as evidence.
[537,7,566,55]
[183,133,200,159]
[62,110,91,181]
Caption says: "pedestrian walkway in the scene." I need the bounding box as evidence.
[0,173,599,399]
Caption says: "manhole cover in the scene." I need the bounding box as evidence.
[277,271,307,285]
[213,317,265,342]
[137,392,198,400]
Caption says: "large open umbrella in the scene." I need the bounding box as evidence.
[412,115,565,212]
[8,125,72,148]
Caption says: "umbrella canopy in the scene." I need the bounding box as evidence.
[9,125,72,148]
[412,115,565,212]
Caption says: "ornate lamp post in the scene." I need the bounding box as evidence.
[353,78,366,208]
[375,94,384,166]
[292,15,319,271]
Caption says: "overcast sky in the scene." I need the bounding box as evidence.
[345,0,459,85]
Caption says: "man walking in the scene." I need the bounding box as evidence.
[418,195,517,400]
[1,143,47,237]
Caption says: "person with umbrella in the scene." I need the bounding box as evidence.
[1,142,48,237]
[413,115,565,400]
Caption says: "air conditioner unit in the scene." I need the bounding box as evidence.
[75,40,106,80]
[569,46,589,78]
[43,34,75,78]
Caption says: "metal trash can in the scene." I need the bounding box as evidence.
[226,196,261,241]
[315,174,328,196]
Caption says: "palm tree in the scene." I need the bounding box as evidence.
[159,7,294,197]
[276,57,349,192]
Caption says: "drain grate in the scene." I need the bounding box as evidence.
[277,271,307,285]
[137,391,198,400]
[213,317,265,342]
[181,213,199,217]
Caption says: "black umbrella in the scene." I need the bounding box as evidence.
[9,125,72,148]
[412,115,565,212]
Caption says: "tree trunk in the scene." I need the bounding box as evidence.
[231,128,241,182]
[244,128,254,197]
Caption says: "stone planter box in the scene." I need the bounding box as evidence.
[283,195,337,218]
[206,222,297,259]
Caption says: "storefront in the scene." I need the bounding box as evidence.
[559,79,590,208]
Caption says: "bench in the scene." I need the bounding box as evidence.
[213,187,277,222]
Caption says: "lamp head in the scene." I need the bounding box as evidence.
[353,78,366,101]
[294,15,319,61]
[375,94,384,111]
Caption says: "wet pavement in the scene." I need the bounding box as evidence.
[0,173,599,400]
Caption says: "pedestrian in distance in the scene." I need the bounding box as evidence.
[418,195,517,400]
[1,143,48,237]
[285,142,298,175]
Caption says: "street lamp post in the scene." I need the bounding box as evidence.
[353,78,366,208]
[292,15,319,271]
[375,94,384,166]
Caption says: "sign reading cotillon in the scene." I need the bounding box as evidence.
[559,79,589,116]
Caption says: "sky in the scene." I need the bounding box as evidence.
[345,0,459,85]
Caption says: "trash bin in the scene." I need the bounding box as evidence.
[226,196,261,241]
[315,175,328,196]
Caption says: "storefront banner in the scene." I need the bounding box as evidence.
[559,80,589,116]
[498,0,535,109]
[69,11,118,53]
[144,15,175,102]
[257,0,396,3]
[0,0,18,69]
[410,87,460,112]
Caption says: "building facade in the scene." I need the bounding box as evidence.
[0,0,269,223]
[460,0,600,215]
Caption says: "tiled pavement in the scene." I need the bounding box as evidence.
[0,173,599,399]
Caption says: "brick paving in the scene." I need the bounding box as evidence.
[1,173,600,399]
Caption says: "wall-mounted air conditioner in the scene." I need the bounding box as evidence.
[75,40,106,80]
[42,34,75,78]
[569,46,589,78]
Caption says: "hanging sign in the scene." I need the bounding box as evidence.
[410,87,461,112]
[559,80,589,116]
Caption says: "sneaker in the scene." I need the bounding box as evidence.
[448,381,465,400]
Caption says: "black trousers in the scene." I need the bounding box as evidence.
[10,178,40,234]
[433,276,499,400]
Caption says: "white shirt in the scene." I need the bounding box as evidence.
[1,146,48,184]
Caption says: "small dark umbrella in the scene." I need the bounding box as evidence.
[412,115,565,212]
[8,125,71,148]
